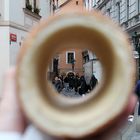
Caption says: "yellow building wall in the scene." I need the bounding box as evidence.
[58,49,84,76]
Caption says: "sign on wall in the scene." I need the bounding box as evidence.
[10,33,17,42]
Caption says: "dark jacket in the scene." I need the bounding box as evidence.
[79,76,89,95]
[90,75,98,90]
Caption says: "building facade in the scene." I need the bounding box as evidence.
[0,0,51,89]
[93,0,140,79]
[82,49,102,82]
[48,0,103,80]
[49,0,88,78]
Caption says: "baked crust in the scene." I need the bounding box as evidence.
[16,10,135,139]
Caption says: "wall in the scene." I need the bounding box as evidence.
[3,0,10,21]
[9,0,50,25]
[92,60,102,82]
[97,0,138,25]
[87,50,102,82]
[8,0,51,66]
[9,27,27,66]
[129,0,137,19]
[52,0,85,76]
[9,0,25,25]
[0,27,10,91]
[57,0,85,13]
[40,0,51,19]
[0,0,4,20]
[0,0,51,93]
[59,49,84,76]
[94,0,139,80]
[58,0,68,6]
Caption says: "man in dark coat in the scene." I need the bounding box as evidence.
[90,74,98,90]
[79,76,89,95]
[74,73,81,93]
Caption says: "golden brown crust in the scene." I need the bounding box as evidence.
[16,10,135,139]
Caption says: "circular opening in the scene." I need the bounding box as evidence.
[47,49,103,98]
[18,13,134,138]
[32,18,116,109]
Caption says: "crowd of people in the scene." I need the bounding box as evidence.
[52,72,98,96]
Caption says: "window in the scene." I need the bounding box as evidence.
[93,0,96,7]
[34,0,37,9]
[24,0,41,18]
[52,0,56,13]
[85,0,93,10]
[33,0,40,14]
[82,51,89,63]
[0,0,3,19]
[106,8,111,17]
[26,0,32,11]
[53,58,59,74]
[66,52,75,64]
[56,0,58,8]
[138,0,140,13]
[126,0,129,20]
[26,0,30,5]
[116,2,120,23]
[25,0,39,11]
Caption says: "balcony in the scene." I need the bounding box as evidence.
[23,8,41,20]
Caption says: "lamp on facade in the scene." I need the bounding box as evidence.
[132,31,140,79]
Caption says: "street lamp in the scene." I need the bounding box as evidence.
[132,31,140,79]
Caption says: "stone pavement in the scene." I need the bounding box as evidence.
[60,89,140,140]
[111,103,140,140]
[112,121,140,140]
[60,88,82,97]
[130,132,140,140]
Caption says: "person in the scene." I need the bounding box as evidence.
[53,76,63,93]
[68,73,75,90]
[135,80,140,116]
[74,73,80,93]
[79,75,88,95]
[0,68,137,140]
[90,74,98,90]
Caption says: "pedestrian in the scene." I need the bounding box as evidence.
[0,68,137,140]
[79,75,88,95]
[54,76,63,92]
[135,80,140,116]
[58,75,64,89]
[64,75,69,91]
[74,73,81,93]
[90,74,98,90]
[66,72,75,90]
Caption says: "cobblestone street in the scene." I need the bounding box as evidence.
[60,88,81,98]
[112,119,140,140]
[60,88,140,140]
